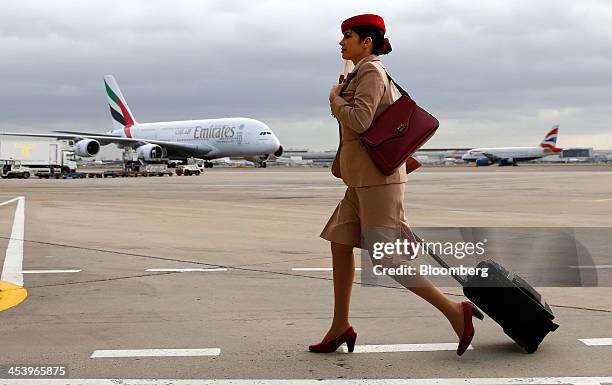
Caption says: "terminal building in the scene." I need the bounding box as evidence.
[540,147,599,163]
[561,148,593,159]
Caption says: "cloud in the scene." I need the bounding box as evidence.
[1,0,611,150]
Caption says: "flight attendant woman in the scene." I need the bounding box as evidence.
[309,14,482,355]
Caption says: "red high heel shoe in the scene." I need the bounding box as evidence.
[309,326,357,353]
[457,301,484,356]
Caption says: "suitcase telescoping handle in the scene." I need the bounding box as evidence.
[412,233,467,286]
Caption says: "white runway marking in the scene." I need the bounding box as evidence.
[569,265,612,269]
[90,348,221,358]
[1,196,25,286]
[340,343,471,353]
[2,377,612,384]
[578,198,612,203]
[22,269,82,274]
[0,197,22,207]
[181,184,345,189]
[292,267,363,271]
[145,268,228,272]
[579,338,612,346]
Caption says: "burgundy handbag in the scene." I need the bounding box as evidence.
[361,73,439,175]
[339,69,439,176]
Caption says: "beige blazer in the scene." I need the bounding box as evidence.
[330,54,421,187]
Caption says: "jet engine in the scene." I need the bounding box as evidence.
[274,145,284,157]
[475,158,493,166]
[74,139,100,157]
[136,144,165,161]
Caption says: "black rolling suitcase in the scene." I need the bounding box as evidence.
[415,234,560,353]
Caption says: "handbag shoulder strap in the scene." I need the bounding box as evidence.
[385,73,411,98]
[335,67,410,142]
[340,62,410,97]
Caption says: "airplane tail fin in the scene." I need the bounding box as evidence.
[539,125,562,153]
[104,75,137,136]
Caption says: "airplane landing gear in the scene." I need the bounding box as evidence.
[258,161,267,168]
[204,161,213,168]
[499,160,518,167]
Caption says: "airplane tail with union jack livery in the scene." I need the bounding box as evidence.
[539,125,562,153]
[104,75,138,137]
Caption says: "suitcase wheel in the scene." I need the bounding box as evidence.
[524,344,538,354]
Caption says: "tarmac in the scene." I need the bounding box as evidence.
[1,164,612,384]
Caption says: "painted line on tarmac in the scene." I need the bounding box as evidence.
[579,338,612,346]
[90,348,221,358]
[292,267,363,271]
[22,269,82,274]
[178,183,345,189]
[569,265,612,269]
[1,197,25,286]
[0,197,22,207]
[0,197,28,312]
[2,377,612,384]
[571,197,612,202]
[340,342,471,353]
[145,268,228,272]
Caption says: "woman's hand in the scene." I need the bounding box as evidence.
[329,84,343,103]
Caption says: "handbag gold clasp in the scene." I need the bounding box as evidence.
[395,123,406,134]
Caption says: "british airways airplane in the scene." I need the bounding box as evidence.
[462,126,562,166]
[4,75,283,168]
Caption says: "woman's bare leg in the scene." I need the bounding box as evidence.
[320,241,465,341]
[406,282,465,338]
[390,227,466,337]
[320,241,355,342]
[376,259,465,336]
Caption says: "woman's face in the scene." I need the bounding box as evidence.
[339,29,371,62]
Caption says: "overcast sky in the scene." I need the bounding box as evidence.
[1,0,611,153]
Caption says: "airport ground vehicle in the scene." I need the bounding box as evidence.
[103,169,173,178]
[0,136,77,173]
[175,163,201,176]
[35,169,61,179]
[142,163,174,176]
[1,160,31,179]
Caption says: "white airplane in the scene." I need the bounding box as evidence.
[4,75,283,168]
[274,155,314,166]
[211,157,255,167]
[461,126,562,166]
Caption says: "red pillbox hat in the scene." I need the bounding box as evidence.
[341,14,386,33]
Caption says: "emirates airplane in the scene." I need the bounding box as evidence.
[462,126,562,166]
[4,75,283,168]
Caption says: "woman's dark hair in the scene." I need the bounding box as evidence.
[351,25,392,55]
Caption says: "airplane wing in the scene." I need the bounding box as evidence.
[1,132,214,157]
[53,130,118,137]
[482,152,502,162]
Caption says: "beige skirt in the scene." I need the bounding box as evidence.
[320,183,409,249]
